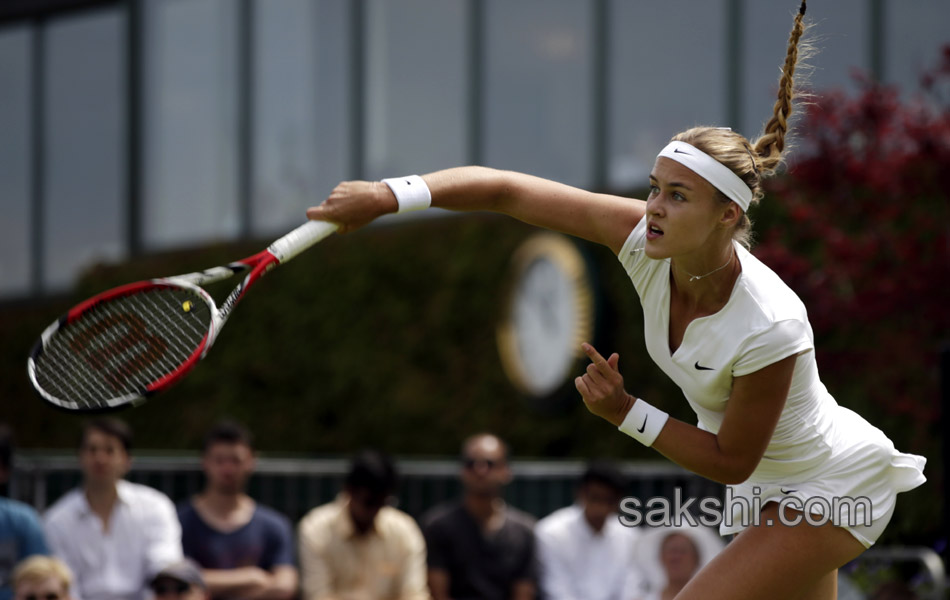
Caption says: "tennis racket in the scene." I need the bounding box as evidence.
[27,220,338,412]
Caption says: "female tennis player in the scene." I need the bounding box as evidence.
[306,3,926,598]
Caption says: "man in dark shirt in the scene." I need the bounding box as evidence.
[422,433,537,600]
[178,420,297,600]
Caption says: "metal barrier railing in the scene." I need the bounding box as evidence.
[9,452,723,522]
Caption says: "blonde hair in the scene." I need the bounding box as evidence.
[672,1,810,248]
[12,556,73,593]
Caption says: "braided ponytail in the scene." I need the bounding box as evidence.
[753,1,808,174]
[670,2,810,248]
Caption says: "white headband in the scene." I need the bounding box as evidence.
[657,141,753,211]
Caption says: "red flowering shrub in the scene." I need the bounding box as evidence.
[752,47,950,446]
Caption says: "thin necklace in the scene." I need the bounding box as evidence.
[677,252,735,282]
[630,247,737,282]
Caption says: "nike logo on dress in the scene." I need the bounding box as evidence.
[781,488,798,494]
[637,416,648,434]
[694,362,714,371]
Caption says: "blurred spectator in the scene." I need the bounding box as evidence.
[297,449,427,600]
[422,433,537,600]
[634,525,723,600]
[0,424,49,600]
[535,461,646,600]
[11,555,75,600]
[149,559,210,600]
[43,418,182,600]
[178,420,297,600]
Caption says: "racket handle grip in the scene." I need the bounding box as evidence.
[268,220,338,263]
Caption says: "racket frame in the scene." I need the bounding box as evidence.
[27,220,336,412]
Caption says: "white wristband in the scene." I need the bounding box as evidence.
[382,175,431,213]
[618,398,669,447]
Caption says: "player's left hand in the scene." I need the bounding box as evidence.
[575,342,636,427]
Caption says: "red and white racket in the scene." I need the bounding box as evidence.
[27,220,338,412]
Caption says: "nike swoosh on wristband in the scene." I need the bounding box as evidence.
[694,362,714,371]
[637,415,648,434]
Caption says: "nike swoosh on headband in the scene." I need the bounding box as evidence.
[658,140,753,211]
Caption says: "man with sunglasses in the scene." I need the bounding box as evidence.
[297,449,427,600]
[148,560,209,600]
[422,433,537,600]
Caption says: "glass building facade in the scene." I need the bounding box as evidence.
[1,0,948,297]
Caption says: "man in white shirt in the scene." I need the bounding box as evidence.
[535,461,646,600]
[44,418,182,600]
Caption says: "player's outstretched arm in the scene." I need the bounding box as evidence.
[306,166,645,254]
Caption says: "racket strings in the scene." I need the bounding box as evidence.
[33,287,212,408]
[38,299,170,407]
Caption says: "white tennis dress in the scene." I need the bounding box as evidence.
[618,216,926,547]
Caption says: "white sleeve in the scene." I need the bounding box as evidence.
[535,526,576,600]
[396,515,430,600]
[297,509,334,600]
[143,491,184,577]
[732,319,813,377]
[43,513,85,600]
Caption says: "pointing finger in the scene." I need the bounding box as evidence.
[581,343,611,373]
